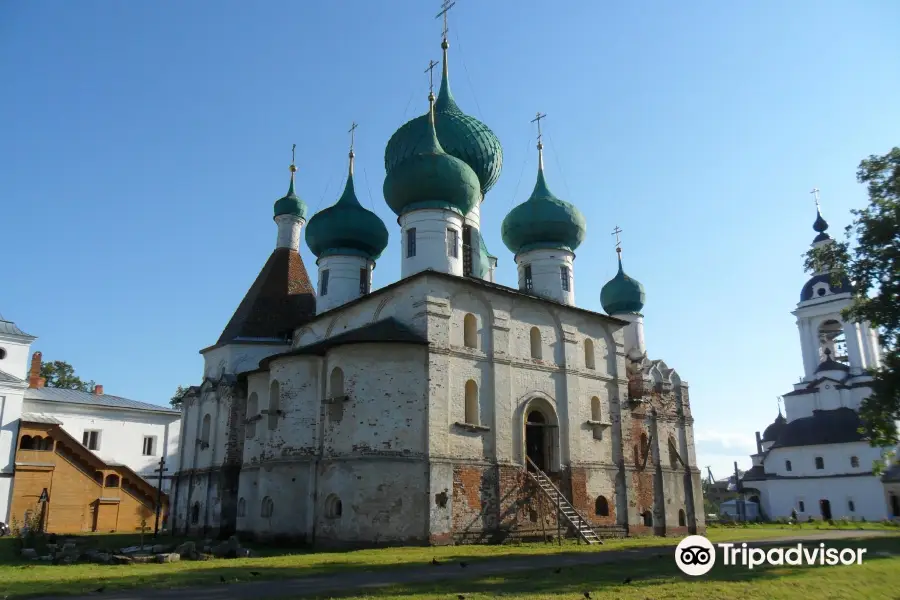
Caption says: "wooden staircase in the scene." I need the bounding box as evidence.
[525,457,602,545]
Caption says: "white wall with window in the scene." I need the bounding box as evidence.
[399,209,464,278]
[514,248,575,305]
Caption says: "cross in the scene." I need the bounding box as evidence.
[531,112,547,144]
[348,122,358,152]
[810,187,821,209]
[425,59,440,94]
[436,0,455,41]
[611,225,623,250]
[776,396,783,415]
[291,143,296,165]
[152,456,169,537]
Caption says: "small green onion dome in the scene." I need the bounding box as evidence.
[501,160,586,255]
[383,100,481,218]
[273,166,308,220]
[384,42,502,196]
[305,156,389,261]
[600,254,646,315]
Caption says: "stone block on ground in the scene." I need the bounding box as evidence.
[156,553,181,563]
[21,548,38,559]
[130,554,155,564]
[111,555,133,565]
[175,541,196,557]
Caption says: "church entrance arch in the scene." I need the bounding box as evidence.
[819,498,832,521]
[522,397,559,474]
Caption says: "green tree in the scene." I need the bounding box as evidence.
[805,147,900,452]
[170,385,189,408]
[40,360,95,392]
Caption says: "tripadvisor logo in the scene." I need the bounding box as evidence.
[675,536,868,576]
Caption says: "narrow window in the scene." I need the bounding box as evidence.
[246,392,258,439]
[261,496,274,518]
[560,265,570,291]
[142,436,156,456]
[237,498,246,518]
[815,456,824,470]
[678,509,686,526]
[191,502,200,524]
[200,415,211,446]
[329,367,345,422]
[464,380,478,424]
[850,456,859,468]
[785,460,792,472]
[529,327,542,359]
[462,225,473,276]
[83,430,100,451]
[523,265,533,291]
[268,381,280,430]
[463,313,477,349]
[407,228,416,257]
[584,339,595,369]
[848,499,855,512]
[104,474,119,488]
[798,500,805,512]
[590,396,601,421]
[595,496,609,516]
[320,269,329,296]
[668,437,679,469]
[359,268,369,295]
[447,228,459,258]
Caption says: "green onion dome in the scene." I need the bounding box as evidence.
[305,154,389,261]
[384,42,502,196]
[383,98,481,218]
[273,165,308,220]
[501,155,586,255]
[600,253,646,315]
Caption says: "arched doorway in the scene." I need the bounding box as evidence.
[523,398,559,474]
[891,494,899,517]
[819,499,832,520]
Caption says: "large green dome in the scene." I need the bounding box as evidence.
[305,159,389,261]
[384,44,502,196]
[383,103,481,218]
[600,255,646,314]
[501,164,586,255]
[273,168,308,220]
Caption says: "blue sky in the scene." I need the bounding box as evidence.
[2,1,898,480]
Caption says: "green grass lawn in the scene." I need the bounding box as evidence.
[0,526,896,599]
[317,536,900,600]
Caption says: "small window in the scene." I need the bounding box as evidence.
[104,474,119,488]
[463,313,477,349]
[325,494,342,518]
[798,500,805,512]
[359,268,369,295]
[595,496,609,516]
[785,460,792,472]
[642,511,652,527]
[850,456,859,468]
[464,380,478,424]
[529,327,542,359]
[246,392,258,439]
[191,502,201,524]
[19,435,33,450]
[678,509,687,526]
[320,269,329,296]
[83,430,100,451]
[815,456,824,470]
[237,498,246,518]
[0,348,6,360]
[200,415,211,445]
[848,499,855,512]
[590,396,601,421]
[142,436,156,456]
[523,265,533,291]
[447,228,459,258]
[584,339,595,369]
[261,496,274,518]
[407,228,416,257]
[268,381,281,430]
[560,265,570,292]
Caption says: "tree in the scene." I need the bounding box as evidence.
[805,147,900,451]
[170,385,189,408]
[40,360,95,392]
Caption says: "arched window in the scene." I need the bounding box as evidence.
[590,397,601,421]
[41,437,54,451]
[464,380,478,425]
[595,496,609,517]
[678,509,686,527]
[640,433,650,462]
[668,436,679,469]
[237,498,246,518]
[329,367,345,421]
[642,511,652,527]
[33,436,43,449]
[261,496,274,518]
[463,313,477,349]
[246,392,258,439]
[584,339,595,369]
[104,474,120,488]
[325,494,342,519]
[19,435,33,450]
[785,460,792,472]
[815,456,824,470]
[200,414,211,446]
[817,319,848,365]
[530,327,542,359]
[850,456,859,468]
[268,381,280,430]
[191,502,201,524]
[93,471,103,485]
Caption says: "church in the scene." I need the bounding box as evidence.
[170,13,705,545]
[742,197,899,522]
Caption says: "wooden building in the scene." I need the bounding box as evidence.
[10,419,166,533]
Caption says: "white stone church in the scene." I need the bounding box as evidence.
[171,20,705,545]
[742,201,900,521]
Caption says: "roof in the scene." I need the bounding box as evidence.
[816,357,850,373]
[0,318,35,339]
[741,465,767,482]
[258,318,428,369]
[20,412,63,424]
[761,412,786,443]
[0,368,24,384]
[25,387,180,414]
[770,408,866,449]
[215,247,316,347]
[800,272,852,302]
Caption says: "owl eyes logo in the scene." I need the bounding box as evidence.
[675,535,716,576]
